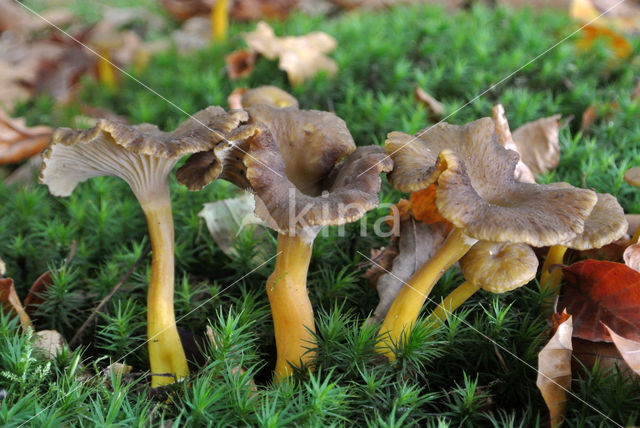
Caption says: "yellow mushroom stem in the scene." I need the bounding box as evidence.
[426,281,480,323]
[632,226,640,244]
[267,232,316,380]
[211,0,229,42]
[539,244,568,312]
[378,227,477,361]
[141,190,189,388]
[97,49,117,91]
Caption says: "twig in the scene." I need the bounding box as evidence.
[69,245,151,347]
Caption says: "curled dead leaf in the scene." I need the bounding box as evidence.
[491,105,536,183]
[623,243,640,273]
[414,86,444,121]
[0,110,52,165]
[603,324,640,376]
[536,314,572,428]
[243,21,337,85]
[0,277,32,329]
[226,50,257,80]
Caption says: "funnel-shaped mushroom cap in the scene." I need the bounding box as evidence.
[561,193,627,250]
[241,86,299,109]
[243,124,392,239]
[246,104,356,196]
[624,167,640,187]
[459,241,538,293]
[40,107,247,201]
[386,118,597,247]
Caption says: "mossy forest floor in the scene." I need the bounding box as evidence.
[2,2,640,426]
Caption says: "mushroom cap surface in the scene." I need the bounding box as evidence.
[561,193,627,250]
[386,118,597,247]
[246,104,356,196]
[459,241,538,293]
[244,124,392,239]
[40,106,246,197]
[241,86,299,109]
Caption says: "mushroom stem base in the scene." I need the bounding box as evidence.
[540,245,568,313]
[427,281,480,323]
[377,228,476,361]
[267,233,315,380]
[144,201,189,388]
[211,0,228,42]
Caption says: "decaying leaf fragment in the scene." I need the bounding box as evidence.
[243,21,337,85]
[34,330,66,360]
[603,324,640,376]
[623,243,640,273]
[0,110,53,165]
[491,105,535,183]
[198,192,269,264]
[536,314,572,428]
[0,277,33,329]
[414,86,445,121]
[226,49,257,79]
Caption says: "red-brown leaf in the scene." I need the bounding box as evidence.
[0,277,32,329]
[560,260,640,342]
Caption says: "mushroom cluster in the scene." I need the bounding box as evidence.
[378,117,601,360]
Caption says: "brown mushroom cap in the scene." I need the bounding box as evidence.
[241,86,299,109]
[561,193,627,250]
[624,167,640,187]
[244,124,392,238]
[459,241,538,293]
[385,118,597,247]
[40,106,246,199]
[246,104,356,196]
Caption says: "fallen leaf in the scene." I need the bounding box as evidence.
[362,238,399,287]
[571,0,640,34]
[23,271,54,317]
[0,257,5,276]
[384,198,411,233]
[0,110,52,165]
[0,277,32,329]
[231,0,299,21]
[561,260,640,342]
[106,362,133,376]
[368,217,449,324]
[536,314,572,428]
[160,0,210,21]
[34,330,66,360]
[574,24,632,60]
[511,114,562,175]
[414,86,445,121]
[623,243,640,273]
[199,192,269,264]
[243,21,337,85]
[332,0,464,10]
[603,324,640,376]
[409,184,450,225]
[225,49,257,79]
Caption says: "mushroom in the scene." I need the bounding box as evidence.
[378,117,597,361]
[539,192,627,310]
[180,104,392,379]
[211,0,229,42]
[427,241,538,323]
[39,106,247,387]
[240,86,299,109]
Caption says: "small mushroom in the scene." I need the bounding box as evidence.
[539,192,627,311]
[39,107,247,387]
[379,118,597,360]
[241,86,299,109]
[427,241,538,322]
[211,0,229,42]
[232,105,392,379]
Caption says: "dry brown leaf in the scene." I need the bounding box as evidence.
[537,314,572,428]
[243,21,337,85]
[571,0,640,34]
[231,0,299,20]
[0,277,32,329]
[491,104,536,183]
[106,362,133,376]
[332,0,464,10]
[0,110,52,165]
[160,0,210,21]
[414,86,444,121]
[511,114,562,175]
[34,330,66,360]
[362,238,399,287]
[226,50,257,79]
[368,217,449,324]
[603,324,640,376]
[575,24,633,60]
